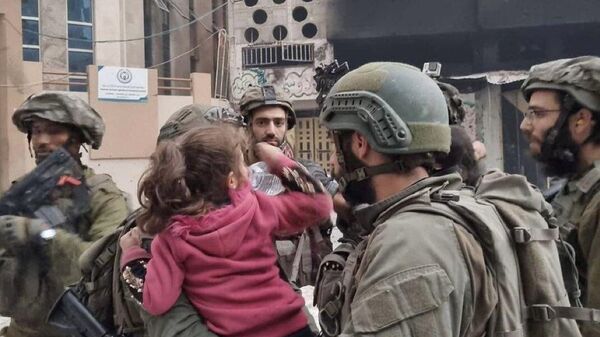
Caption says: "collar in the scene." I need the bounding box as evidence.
[574,160,600,194]
[353,172,463,232]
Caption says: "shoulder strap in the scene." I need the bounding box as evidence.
[526,304,600,324]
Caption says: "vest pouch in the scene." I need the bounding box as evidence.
[314,243,354,337]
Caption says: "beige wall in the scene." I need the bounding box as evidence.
[73,93,193,209]
[39,0,68,90]
[34,0,145,79]
[94,0,145,67]
[0,2,40,191]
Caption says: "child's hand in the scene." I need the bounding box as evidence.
[120,227,143,250]
[254,142,284,167]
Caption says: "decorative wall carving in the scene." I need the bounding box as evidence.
[231,66,317,101]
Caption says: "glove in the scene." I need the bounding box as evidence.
[0,215,49,248]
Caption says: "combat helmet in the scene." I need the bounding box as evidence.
[239,85,296,129]
[320,62,450,189]
[521,56,600,173]
[13,91,105,149]
[157,103,244,142]
[521,56,600,112]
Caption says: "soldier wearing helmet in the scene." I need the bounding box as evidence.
[157,103,245,143]
[0,92,129,337]
[521,56,600,336]
[239,85,297,160]
[315,62,496,336]
[238,85,337,289]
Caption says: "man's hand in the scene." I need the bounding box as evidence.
[0,215,48,248]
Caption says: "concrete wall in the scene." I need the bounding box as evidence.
[228,0,334,110]
[0,3,39,191]
[39,0,68,89]
[33,0,145,80]
[80,94,194,208]
[95,0,145,67]
[475,84,504,170]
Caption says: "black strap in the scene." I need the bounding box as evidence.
[339,161,406,190]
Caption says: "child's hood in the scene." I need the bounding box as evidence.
[167,183,256,257]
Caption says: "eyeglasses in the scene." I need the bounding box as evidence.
[523,109,561,121]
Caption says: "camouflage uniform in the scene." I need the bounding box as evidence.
[0,92,129,337]
[521,56,600,336]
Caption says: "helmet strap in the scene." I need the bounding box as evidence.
[332,131,406,191]
[539,94,580,168]
[338,161,406,191]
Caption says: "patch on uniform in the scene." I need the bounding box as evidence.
[351,264,453,334]
[576,167,600,193]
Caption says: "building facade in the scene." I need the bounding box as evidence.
[227,0,335,169]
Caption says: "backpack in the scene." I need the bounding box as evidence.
[74,211,146,336]
[315,170,597,337]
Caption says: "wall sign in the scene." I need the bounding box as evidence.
[98,66,148,102]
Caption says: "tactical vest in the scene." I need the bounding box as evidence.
[315,170,599,337]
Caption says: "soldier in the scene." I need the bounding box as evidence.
[0,92,129,337]
[316,62,497,336]
[520,56,600,336]
[239,85,338,286]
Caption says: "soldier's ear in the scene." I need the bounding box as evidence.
[352,132,371,160]
[571,108,594,143]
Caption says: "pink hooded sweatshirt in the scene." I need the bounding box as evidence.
[122,158,332,337]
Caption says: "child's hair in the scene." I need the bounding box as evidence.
[137,124,247,235]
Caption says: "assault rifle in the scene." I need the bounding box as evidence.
[0,147,90,237]
[47,289,122,337]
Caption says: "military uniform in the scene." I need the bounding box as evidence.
[551,161,600,336]
[239,85,334,287]
[520,56,600,335]
[0,92,129,337]
[313,62,506,337]
[338,174,496,337]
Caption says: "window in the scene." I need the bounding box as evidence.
[253,10,267,24]
[272,25,288,41]
[67,0,93,91]
[242,43,314,68]
[245,28,259,43]
[302,23,318,38]
[22,0,40,61]
[293,6,308,22]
